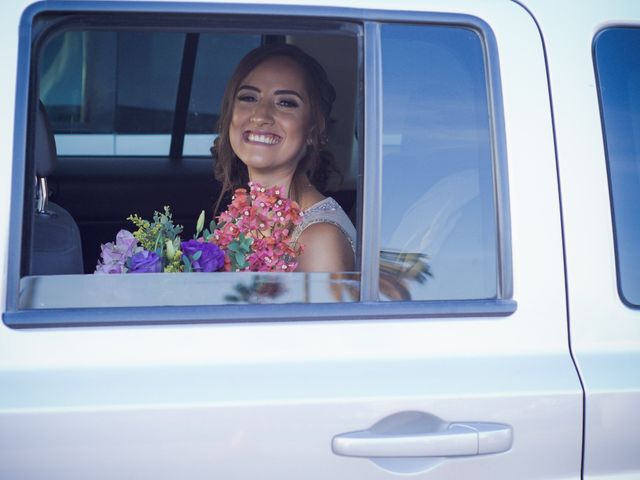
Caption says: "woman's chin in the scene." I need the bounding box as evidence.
[242,156,297,173]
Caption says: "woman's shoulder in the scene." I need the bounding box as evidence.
[294,197,356,251]
[296,211,355,272]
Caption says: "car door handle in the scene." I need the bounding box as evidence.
[332,422,512,458]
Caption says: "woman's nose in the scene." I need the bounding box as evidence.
[250,101,274,126]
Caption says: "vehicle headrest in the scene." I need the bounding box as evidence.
[34,100,57,177]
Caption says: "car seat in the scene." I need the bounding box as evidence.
[29,101,84,275]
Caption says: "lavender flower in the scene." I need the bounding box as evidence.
[181,239,224,272]
[95,230,137,274]
[129,250,162,273]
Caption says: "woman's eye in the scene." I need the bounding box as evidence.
[278,98,299,108]
[237,94,256,103]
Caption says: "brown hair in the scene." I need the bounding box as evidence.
[211,43,336,212]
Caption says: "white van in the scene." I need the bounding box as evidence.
[1,0,639,478]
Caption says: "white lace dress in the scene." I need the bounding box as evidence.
[290,197,356,255]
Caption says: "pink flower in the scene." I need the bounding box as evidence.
[209,182,302,272]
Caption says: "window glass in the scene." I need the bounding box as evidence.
[40,30,184,155]
[380,24,497,301]
[40,31,260,157]
[184,34,261,156]
[595,28,640,306]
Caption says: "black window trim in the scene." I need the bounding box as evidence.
[169,31,200,160]
[4,1,515,328]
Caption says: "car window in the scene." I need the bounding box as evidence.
[5,8,512,324]
[20,17,363,311]
[379,24,497,301]
[594,27,640,307]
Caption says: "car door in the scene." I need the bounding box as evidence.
[525,1,640,478]
[0,1,583,479]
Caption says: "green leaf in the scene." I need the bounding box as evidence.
[209,220,217,232]
[182,255,193,273]
[192,250,202,261]
[235,251,246,267]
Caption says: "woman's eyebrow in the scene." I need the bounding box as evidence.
[237,85,304,102]
[238,85,260,93]
[275,89,304,101]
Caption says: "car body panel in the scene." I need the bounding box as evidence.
[521,1,640,478]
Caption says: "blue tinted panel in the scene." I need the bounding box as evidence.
[380,24,497,301]
[40,31,118,134]
[41,31,184,136]
[115,32,184,134]
[40,31,261,156]
[595,28,640,306]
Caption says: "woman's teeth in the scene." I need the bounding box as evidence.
[247,133,280,145]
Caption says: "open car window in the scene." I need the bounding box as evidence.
[5,6,513,325]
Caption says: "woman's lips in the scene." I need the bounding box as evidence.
[244,131,282,145]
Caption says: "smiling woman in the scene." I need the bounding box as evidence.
[213,44,356,272]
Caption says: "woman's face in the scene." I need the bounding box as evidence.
[229,56,311,180]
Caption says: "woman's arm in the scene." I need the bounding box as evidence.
[296,222,355,272]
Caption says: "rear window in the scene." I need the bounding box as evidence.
[594,27,640,307]
[41,31,261,156]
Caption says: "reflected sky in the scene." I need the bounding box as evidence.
[380,24,497,301]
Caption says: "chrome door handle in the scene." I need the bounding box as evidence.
[332,422,512,458]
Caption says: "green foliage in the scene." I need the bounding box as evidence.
[226,233,253,271]
[128,206,184,272]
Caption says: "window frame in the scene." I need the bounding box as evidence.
[4,1,515,328]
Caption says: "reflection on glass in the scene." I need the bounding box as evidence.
[380,251,432,301]
[595,28,640,306]
[380,24,497,301]
[224,276,287,303]
[18,272,361,309]
[328,272,361,302]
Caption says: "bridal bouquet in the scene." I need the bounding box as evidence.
[95,182,303,274]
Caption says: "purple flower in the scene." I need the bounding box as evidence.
[129,250,162,273]
[95,230,138,274]
[181,240,224,272]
